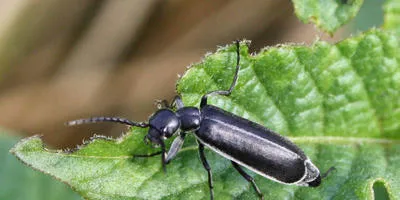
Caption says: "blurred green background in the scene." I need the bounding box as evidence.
[0,0,384,199]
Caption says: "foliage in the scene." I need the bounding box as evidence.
[0,133,80,200]
[292,0,364,34]
[11,1,400,199]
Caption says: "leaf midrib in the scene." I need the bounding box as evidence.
[12,136,399,160]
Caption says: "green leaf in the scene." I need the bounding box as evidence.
[383,0,400,34]
[10,135,399,200]
[179,30,400,139]
[0,132,80,200]
[292,0,364,34]
[11,29,400,199]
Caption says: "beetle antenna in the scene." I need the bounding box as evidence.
[321,166,336,179]
[66,117,149,128]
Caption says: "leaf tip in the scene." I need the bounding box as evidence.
[10,135,44,155]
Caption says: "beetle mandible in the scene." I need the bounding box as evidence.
[67,41,335,200]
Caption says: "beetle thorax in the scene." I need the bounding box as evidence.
[176,107,201,131]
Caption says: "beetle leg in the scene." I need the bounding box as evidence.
[200,40,240,108]
[198,141,214,200]
[171,95,184,109]
[165,132,186,163]
[154,99,170,109]
[321,166,336,178]
[155,96,184,110]
[134,132,187,164]
[231,161,264,200]
[133,139,167,173]
[160,141,167,173]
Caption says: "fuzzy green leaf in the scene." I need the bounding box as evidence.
[11,29,400,199]
[292,0,364,34]
[11,135,399,200]
[384,0,400,34]
[179,30,400,139]
[0,133,80,200]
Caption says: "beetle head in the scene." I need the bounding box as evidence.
[145,109,180,146]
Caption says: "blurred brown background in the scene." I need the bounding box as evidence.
[0,0,375,148]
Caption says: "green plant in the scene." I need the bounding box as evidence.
[0,133,81,200]
[11,1,400,199]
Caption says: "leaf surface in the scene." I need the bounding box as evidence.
[384,0,400,34]
[292,0,364,34]
[178,30,400,139]
[11,29,400,199]
[11,135,399,200]
[0,133,80,200]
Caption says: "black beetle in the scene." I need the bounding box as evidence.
[67,41,335,200]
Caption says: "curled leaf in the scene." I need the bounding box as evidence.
[292,0,364,34]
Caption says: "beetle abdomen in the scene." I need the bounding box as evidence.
[195,105,306,184]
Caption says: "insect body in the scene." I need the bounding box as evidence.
[197,105,322,187]
[68,41,334,200]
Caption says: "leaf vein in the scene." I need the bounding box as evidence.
[294,47,326,136]
[250,56,293,134]
[337,39,381,134]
